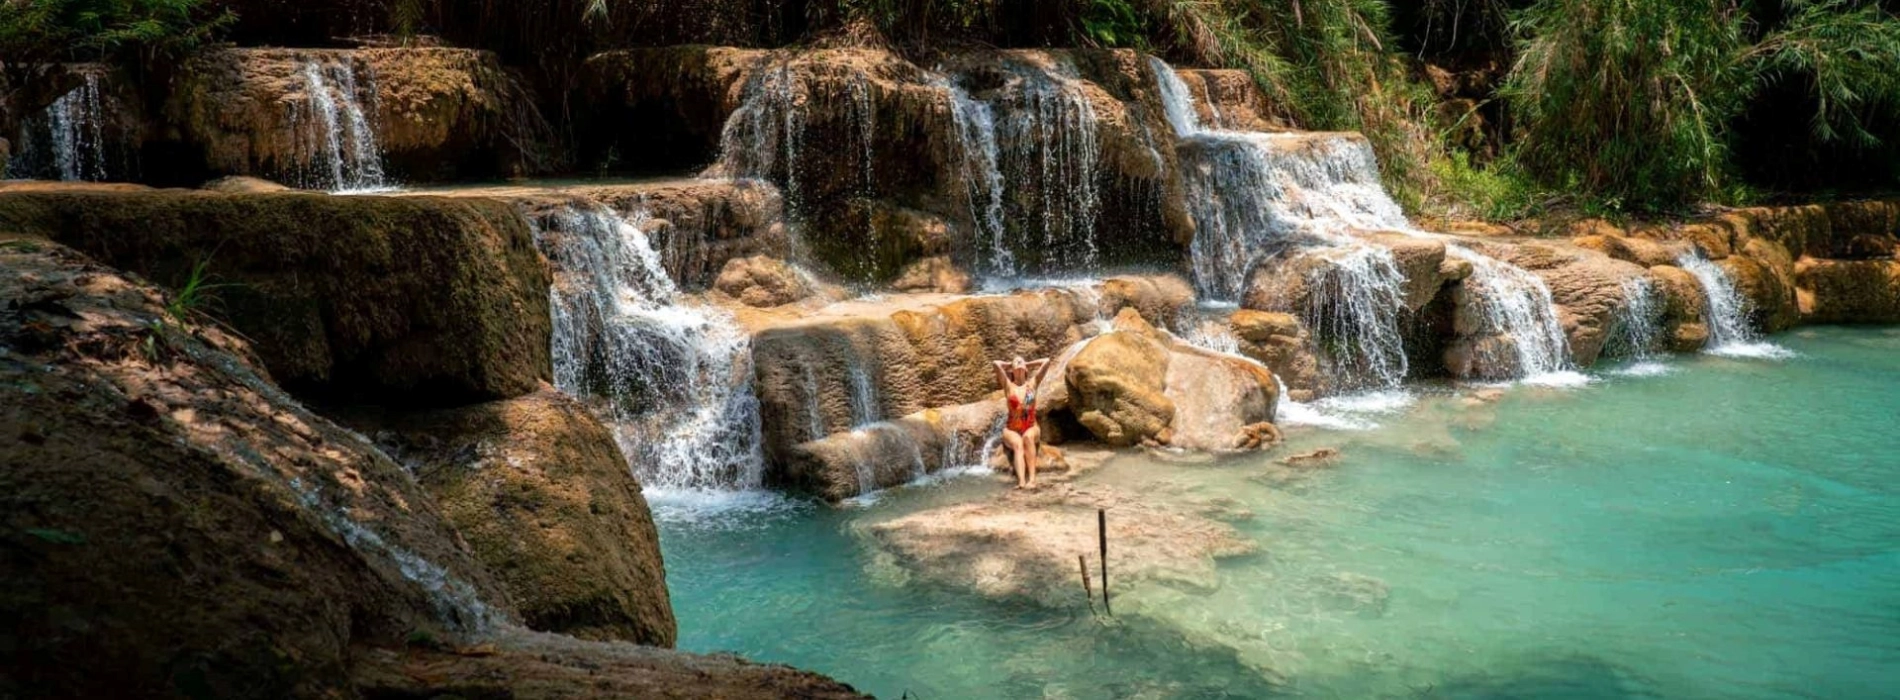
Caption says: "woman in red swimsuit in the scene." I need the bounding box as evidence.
[994,355,1052,489]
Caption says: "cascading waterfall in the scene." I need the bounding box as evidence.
[709,64,806,213]
[7,72,112,181]
[1608,277,1663,360]
[943,78,1013,277]
[1450,247,1575,380]
[289,59,389,193]
[531,205,765,493]
[846,355,882,427]
[1304,245,1412,389]
[993,60,1103,275]
[1154,56,1575,383]
[1678,252,1790,358]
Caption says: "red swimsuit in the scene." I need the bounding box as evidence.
[1007,393,1037,433]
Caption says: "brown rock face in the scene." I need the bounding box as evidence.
[1228,310,1322,399]
[353,629,868,699]
[891,255,974,293]
[357,387,676,646]
[1649,265,1712,352]
[157,48,548,185]
[1574,233,1695,268]
[1795,258,1900,323]
[782,401,1004,502]
[0,188,552,407]
[715,255,816,307]
[1474,240,1647,366]
[0,239,513,698]
[1364,232,1451,311]
[1066,328,1176,447]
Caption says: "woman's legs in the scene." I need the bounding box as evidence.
[1023,425,1042,486]
[1002,429,1027,488]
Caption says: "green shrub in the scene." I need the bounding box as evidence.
[0,0,231,64]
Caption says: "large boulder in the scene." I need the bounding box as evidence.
[1061,309,1278,450]
[714,255,817,307]
[1228,310,1322,400]
[357,387,676,646]
[0,188,551,407]
[1472,240,1647,366]
[1649,265,1712,352]
[0,238,513,698]
[781,401,1004,501]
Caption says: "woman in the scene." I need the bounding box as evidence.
[993,356,1052,489]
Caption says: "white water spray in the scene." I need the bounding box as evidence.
[1450,246,1575,380]
[1678,252,1792,358]
[995,59,1103,275]
[943,78,1012,277]
[8,72,112,181]
[1609,277,1663,360]
[290,60,388,192]
[531,205,766,493]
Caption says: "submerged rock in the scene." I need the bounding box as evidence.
[356,386,676,647]
[860,482,1257,606]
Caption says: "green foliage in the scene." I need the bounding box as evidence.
[166,257,227,323]
[1079,0,1149,48]
[0,0,231,64]
[25,528,87,544]
[1504,0,1900,213]
[1430,150,1540,220]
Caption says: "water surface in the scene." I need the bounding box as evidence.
[663,327,1900,698]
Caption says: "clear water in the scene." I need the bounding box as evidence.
[663,326,1900,698]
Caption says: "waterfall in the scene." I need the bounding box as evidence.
[846,354,882,427]
[944,78,1012,277]
[289,59,389,193]
[709,64,805,212]
[1451,246,1575,380]
[1305,245,1411,389]
[993,59,1103,276]
[530,205,765,493]
[1608,277,1663,360]
[1678,252,1791,358]
[7,72,112,181]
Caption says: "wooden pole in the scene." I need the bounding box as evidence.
[1098,508,1111,616]
[1077,554,1096,616]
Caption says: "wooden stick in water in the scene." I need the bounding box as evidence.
[1077,554,1096,616]
[1098,508,1111,616]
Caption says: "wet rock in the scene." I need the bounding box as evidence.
[1721,252,1800,332]
[353,629,868,699]
[0,188,551,407]
[1066,323,1176,447]
[356,387,676,646]
[0,238,514,697]
[1473,240,1647,366]
[1172,68,1291,132]
[1573,233,1695,268]
[715,255,816,307]
[1795,257,1900,323]
[782,401,1004,501]
[1649,265,1711,352]
[1228,309,1322,398]
[158,47,547,184]
[859,483,1257,606]
[201,175,292,192]
[1364,231,1451,311]
[891,255,973,294]
[1063,309,1279,450]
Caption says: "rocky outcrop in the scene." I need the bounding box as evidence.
[1795,257,1900,323]
[354,629,867,699]
[0,237,513,697]
[356,387,676,647]
[715,255,817,307]
[155,48,548,186]
[1172,68,1290,132]
[859,482,1257,606]
[1471,239,1648,366]
[1649,265,1713,352]
[0,186,552,407]
[581,46,1194,283]
[782,401,1004,501]
[1057,310,1279,450]
[744,276,1193,466]
[1228,310,1322,400]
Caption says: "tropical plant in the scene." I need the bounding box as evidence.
[1504,0,1900,212]
[0,0,231,64]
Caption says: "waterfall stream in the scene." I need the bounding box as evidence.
[7,72,113,181]
[1153,56,1576,385]
[530,204,766,497]
[1678,252,1792,358]
[290,59,389,193]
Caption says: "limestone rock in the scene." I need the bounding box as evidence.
[359,387,676,646]
[1228,309,1322,398]
[1574,233,1695,268]
[1066,328,1175,447]
[1473,240,1647,366]
[1364,231,1451,311]
[0,188,552,407]
[0,238,514,697]
[1165,346,1279,452]
[891,255,973,294]
[1795,257,1900,323]
[201,175,293,192]
[353,629,868,699]
[715,255,816,307]
[859,483,1257,606]
[782,401,1004,501]
[1649,265,1711,352]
